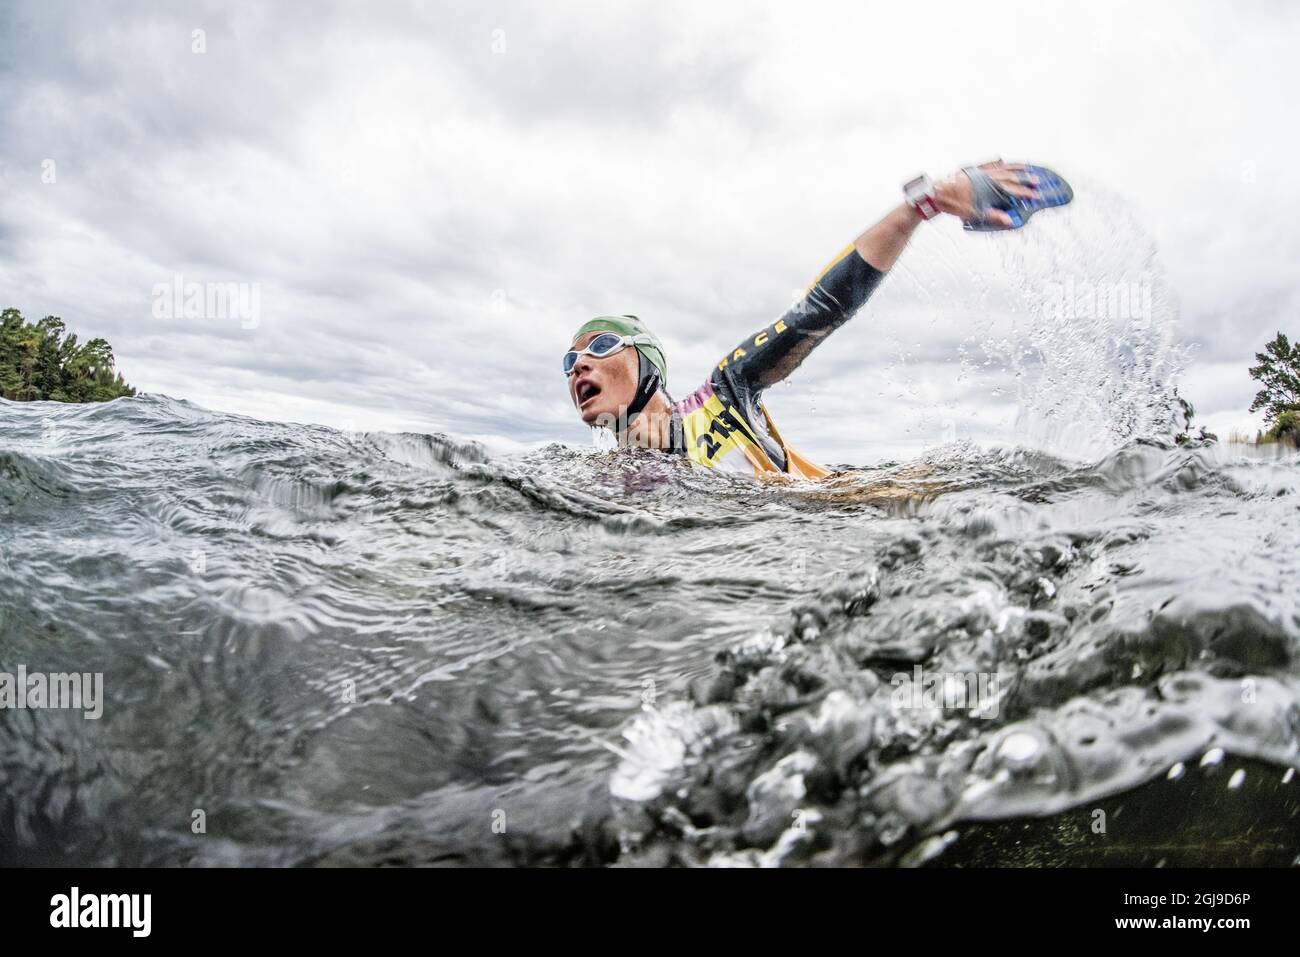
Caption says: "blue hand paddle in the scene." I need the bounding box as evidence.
[963,164,1073,231]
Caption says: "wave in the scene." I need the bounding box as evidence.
[1,394,1297,865]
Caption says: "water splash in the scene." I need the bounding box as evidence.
[868,175,1189,462]
[991,177,1189,460]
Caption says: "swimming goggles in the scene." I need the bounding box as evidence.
[562,333,655,376]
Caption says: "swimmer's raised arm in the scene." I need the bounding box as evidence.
[719,161,1043,394]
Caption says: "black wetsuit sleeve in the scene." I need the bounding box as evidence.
[715,244,886,394]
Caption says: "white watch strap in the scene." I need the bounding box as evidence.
[904,174,941,220]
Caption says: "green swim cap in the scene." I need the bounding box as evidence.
[571,315,668,391]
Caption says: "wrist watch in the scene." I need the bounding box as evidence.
[903,174,941,220]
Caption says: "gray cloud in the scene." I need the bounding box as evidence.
[2,0,1296,464]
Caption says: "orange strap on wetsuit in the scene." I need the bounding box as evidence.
[670,243,886,478]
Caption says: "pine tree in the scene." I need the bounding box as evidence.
[0,308,136,403]
[1248,332,1300,426]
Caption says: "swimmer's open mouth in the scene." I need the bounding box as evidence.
[576,380,601,407]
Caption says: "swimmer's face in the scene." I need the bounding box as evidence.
[567,331,640,426]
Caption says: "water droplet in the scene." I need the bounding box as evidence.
[997,731,1040,767]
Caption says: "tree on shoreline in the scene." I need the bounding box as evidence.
[1,308,136,402]
[1248,332,1299,431]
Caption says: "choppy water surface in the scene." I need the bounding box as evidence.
[1,395,1298,866]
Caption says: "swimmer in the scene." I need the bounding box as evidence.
[563,160,1072,478]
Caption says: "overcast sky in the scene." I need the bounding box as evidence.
[3,0,1296,464]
